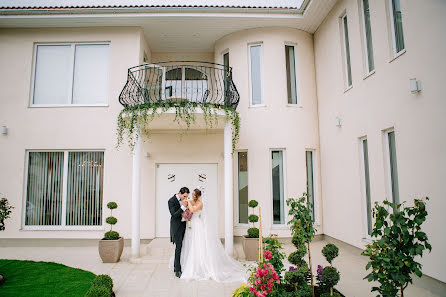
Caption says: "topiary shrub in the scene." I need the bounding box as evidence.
[318,243,341,295]
[92,275,113,293]
[320,266,340,296]
[103,202,120,240]
[246,200,259,238]
[322,244,339,266]
[84,285,110,297]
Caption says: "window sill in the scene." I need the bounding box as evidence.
[361,237,373,244]
[270,224,288,230]
[286,104,303,108]
[29,104,109,108]
[249,104,267,109]
[21,226,105,231]
[343,85,353,93]
[363,70,376,80]
[389,49,406,63]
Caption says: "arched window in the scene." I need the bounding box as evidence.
[162,67,208,102]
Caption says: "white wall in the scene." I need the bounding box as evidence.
[314,0,446,283]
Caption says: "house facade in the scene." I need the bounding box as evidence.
[0,0,445,285]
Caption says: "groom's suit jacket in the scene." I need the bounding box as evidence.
[168,194,186,243]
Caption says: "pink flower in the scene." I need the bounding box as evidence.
[261,269,268,277]
[272,273,279,281]
[264,250,273,260]
[267,282,273,288]
[255,279,261,285]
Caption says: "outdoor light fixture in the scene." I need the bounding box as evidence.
[410,78,421,93]
[145,152,151,159]
[336,117,342,128]
[1,126,7,135]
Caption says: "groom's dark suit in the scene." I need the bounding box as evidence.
[168,194,187,273]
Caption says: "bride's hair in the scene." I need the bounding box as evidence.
[193,188,202,199]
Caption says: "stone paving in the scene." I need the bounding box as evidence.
[0,237,444,297]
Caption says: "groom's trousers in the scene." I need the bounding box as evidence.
[173,226,186,273]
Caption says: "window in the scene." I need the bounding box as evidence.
[305,151,315,221]
[285,45,299,104]
[341,14,353,88]
[163,67,208,101]
[389,0,405,55]
[272,150,285,224]
[237,152,248,224]
[223,52,231,106]
[249,44,263,105]
[386,130,400,206]
[360,138,372,236]
[360,0,375,73]
[24,151,104,229]
[32,43,110,106]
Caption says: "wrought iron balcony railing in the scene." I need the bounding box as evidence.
[119,61,240,109]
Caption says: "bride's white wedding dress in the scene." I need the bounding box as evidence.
[169,202,248,283]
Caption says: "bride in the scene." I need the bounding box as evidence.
[169,187,248,283]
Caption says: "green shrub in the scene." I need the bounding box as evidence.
[248,200,258,208]
[248,214,258,223]
[321,266,340,289]
[104,231,120,240]
[105,216,117,225]
[247,227,259,238]
[263,235,286,276]
[84,285,110,297]
[320,293,341,297]
[0,197,14,231]
[107,202,117,210]
[322,243,339,265]
[92,275,113,293]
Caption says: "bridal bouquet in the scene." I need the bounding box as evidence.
[182,209,193,222]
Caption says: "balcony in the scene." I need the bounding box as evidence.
[119,61,240,109]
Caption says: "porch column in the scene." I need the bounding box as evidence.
[224,119,234,256]
[131,131,142,258]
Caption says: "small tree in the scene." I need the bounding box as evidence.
[0,197,13,231]
[318,243,340,296]
[247,200,259,238]
[104,202,120,240]
[287,193,316,297]
[362,198,432,297]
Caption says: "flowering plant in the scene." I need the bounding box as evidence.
[248,257,280,297]
[182,209,193,221]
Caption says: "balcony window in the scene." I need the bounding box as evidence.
[32,43,110,106]
[285,45,299,104]
[249,44,263,105]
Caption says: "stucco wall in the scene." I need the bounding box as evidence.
[314,0,446,282]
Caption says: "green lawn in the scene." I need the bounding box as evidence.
[0,260,96,297]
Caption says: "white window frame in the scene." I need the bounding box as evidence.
[22,149,105,231]
[285,43,300,107]
[30,42,110,108]
[341,14,353,90]
[360,0,375,75]
[248,43,265,107]
[235,149,250,227]
[305,149,320,227]
[359,137,373,239]
[383,128,399,209]
[388,0,406,58]
[270,149,287,228]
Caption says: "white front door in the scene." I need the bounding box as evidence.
[156,163,218,237]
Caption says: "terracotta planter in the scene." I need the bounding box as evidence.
[98,237,124,263]
[242,235,259,261]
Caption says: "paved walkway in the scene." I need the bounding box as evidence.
[0,237,444,297]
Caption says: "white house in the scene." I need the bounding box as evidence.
[0,0,445,287]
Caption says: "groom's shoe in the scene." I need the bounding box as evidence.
[175,271,182,278]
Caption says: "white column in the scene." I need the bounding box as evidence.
[224,119,234,255]
[131,131,142,258]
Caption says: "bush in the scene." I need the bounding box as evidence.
[320,293,342,297]
[248,214,258,223]
[247,227,259,238]
[104,231,120,240]
[248,200,258,208]
[92,275,113,293]
[322,243,339,265]
[0,197,14,231]
[231,283,250,297]
[321,266,340,289]
[107,202,117,210]
[263,235,286,276]
[105,217,117,225]
[84,285,110,297]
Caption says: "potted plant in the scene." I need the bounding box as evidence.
[98,202,124,263]
[243,199,259,261]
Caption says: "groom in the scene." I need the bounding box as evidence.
[168,187,190,278]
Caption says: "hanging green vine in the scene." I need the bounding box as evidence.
[116,101,240,152]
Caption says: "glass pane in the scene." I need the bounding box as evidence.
[238,152,248,224]
[362,0,375,72]
[388,132,400,206]
[185,68,206,80]
[272,151,284,224]
[72,44,109,104]
[343,16,353,87]
[392,0,405,53]
[25,152,64,225]
[223,52,230,105]
[165,67,182,80]
[66,152,104,226]
[250,45,263,105]
[285,45,298,104]
[362,139,372,235]
[306,151,315,221]
[33,45,71,105]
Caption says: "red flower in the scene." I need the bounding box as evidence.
[264,250,273,260]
